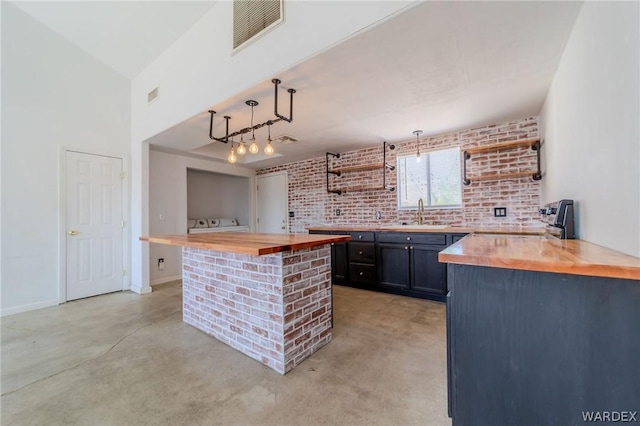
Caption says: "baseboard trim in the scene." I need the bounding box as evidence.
[130,283,153,295]
[151,275,182,286]
[1,298,59,317]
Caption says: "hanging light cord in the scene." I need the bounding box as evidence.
[251,105,255,139]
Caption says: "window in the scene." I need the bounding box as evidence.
[397,147,462,209]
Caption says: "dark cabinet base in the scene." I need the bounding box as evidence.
[447,264,640,425]
[311,230,466,303]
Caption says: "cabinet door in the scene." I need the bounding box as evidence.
[410,245,447,294]
[331,242,349,284]
[377,243,410,290]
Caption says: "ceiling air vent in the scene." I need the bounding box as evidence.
[274,134,298,145]
[147,87,159,104]
[233,0,284,52]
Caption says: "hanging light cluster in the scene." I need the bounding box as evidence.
[208,79,296,164]
[413,130,423,162]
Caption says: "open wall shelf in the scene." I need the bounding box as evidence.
[462,138,542,185]
[326,142,395,195]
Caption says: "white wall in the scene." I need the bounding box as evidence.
[148,149,254,285]
[539,2,640,257]
[187,170,250,224]
[131,1,415,142]
[129,1,416,290]
[1,4,131,315]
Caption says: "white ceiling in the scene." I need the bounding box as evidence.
[12,1,582,169]
[10,0,217,79]
[150,1,582,169]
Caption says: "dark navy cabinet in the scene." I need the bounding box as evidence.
[445,263,640,425]
[310,229,466,302]
[410,245,446,295]
[377,243,411,290]
[330,240,349,285]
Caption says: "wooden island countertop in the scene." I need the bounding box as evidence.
[438,233,640,280]
[140,232,350,256]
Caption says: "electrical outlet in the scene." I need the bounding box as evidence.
[375,210,382,220]
[158,258,165,270]
[494,207,507,217]
[289,211,295,218]
[335,209,341,216]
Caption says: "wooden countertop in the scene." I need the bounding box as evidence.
[140,233,351,256]
[307,225,545,236]
[438,234,640,280]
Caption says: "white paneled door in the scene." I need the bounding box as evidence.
[257,172,288,234]
[66,151,124,301]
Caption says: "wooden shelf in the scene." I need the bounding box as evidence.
[464,138,540,155]
[328,185,394,195]
[466,171,539,182]
[328,163,394,174]
[462,138,542,185]
[326,142,395,195]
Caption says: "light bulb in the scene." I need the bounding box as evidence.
[416,152,421,162]
[264,141,274,156]
[228,147,237,164]
[248,136,259,154]
[237,142,246,155]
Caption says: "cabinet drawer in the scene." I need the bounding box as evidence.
[349,231,375,242]
[377,232,447,246]
[349,242,375,264]
[349,263,376,284]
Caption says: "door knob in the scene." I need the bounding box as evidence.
[68,230,78,236]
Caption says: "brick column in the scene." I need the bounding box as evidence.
[182,244,331,374]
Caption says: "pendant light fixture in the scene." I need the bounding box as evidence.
[237,133,247,155]
[413,130,423,162]
[227,138,237,164]
[247,100,259,154]
[207,79,296,163]
[264,122,274,156]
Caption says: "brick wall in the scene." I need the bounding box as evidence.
[258,116,541,232]
[282,246,332,372]
[182,245,331,374]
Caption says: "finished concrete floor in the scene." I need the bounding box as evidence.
[1,283,450,425]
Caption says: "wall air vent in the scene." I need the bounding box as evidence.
[233,0,284,52]
[147,87,159,104]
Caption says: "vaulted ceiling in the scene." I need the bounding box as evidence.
[11,1,583,169]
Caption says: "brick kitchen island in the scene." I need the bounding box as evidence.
[140,232,350,374]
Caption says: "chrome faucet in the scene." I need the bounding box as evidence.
[417,198,424,225]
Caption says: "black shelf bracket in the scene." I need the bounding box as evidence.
[462,151,471,186]
[326,152,341,194]
[532,140,542,181]
[383,141,396,192]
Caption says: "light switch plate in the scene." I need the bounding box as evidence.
[494,207,507,217]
